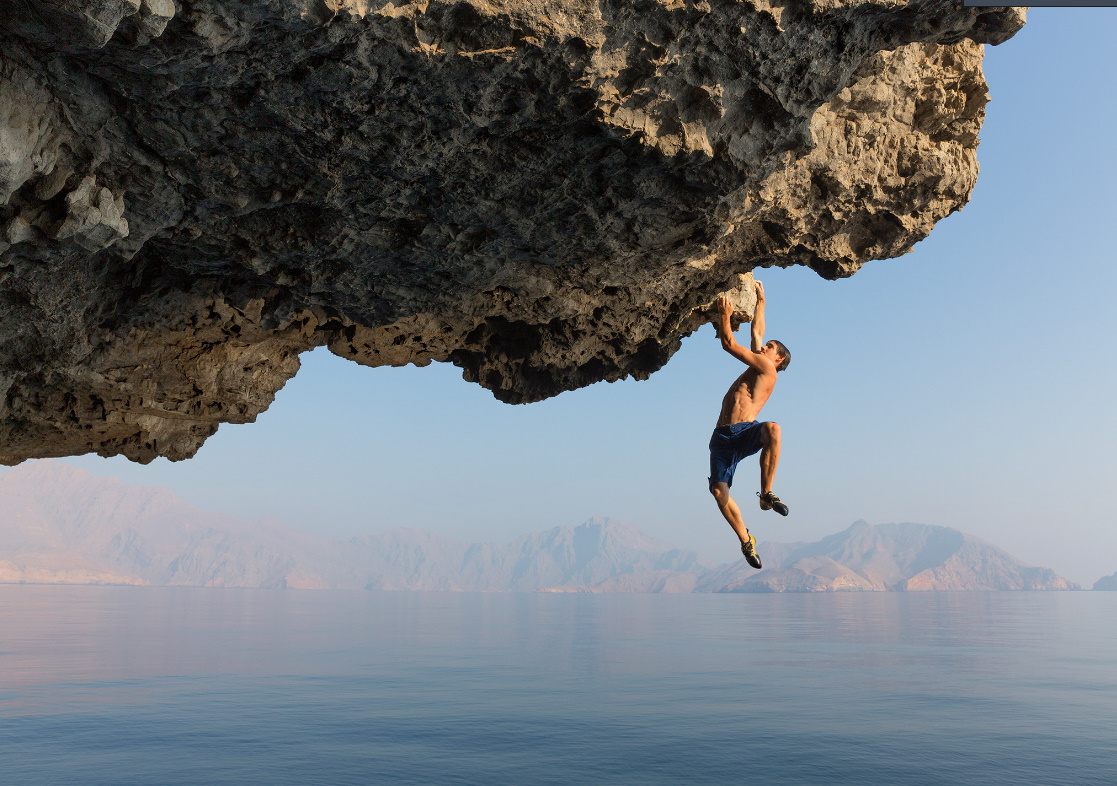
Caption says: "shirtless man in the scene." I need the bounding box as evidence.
[708,280,790,569]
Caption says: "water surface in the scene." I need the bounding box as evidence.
[1,588,1114,784]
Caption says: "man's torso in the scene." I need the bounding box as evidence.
[716,367,775,427]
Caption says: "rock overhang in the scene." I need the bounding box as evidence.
[0,0,1025,463]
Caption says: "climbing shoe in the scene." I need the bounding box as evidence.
[758,491,789,516]
[741,532,762,569]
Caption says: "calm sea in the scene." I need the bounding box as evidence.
[0,587,1114,785]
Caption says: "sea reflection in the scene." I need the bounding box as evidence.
[1,586,1111,691]
[1,587,1115,785]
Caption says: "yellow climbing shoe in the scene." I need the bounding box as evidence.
[741,532,762,569]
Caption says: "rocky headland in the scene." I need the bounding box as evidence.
[0,0,1024,463]
[701,520,1079,592]
[0,461,1080,592]
[1093,572,1117,591]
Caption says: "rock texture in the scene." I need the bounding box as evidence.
[0,0,1024,463]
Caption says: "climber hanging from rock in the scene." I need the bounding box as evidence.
[708,279,791,570]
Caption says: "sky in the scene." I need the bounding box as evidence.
[42,9,1117,586]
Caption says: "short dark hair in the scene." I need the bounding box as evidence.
[771,340,790,371]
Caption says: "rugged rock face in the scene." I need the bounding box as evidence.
[0,0,1025,463]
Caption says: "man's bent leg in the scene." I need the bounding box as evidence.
[759,421,781,495]
[710,481,750,545]
[756,422,789,516]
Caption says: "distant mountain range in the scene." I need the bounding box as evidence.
[697,522,1077,592]
[0,461,1083,592]
[1093,572,1117,591]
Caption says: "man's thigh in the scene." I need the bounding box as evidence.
[733,421,766,458]
[709,446,739,488]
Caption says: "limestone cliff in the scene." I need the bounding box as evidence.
[0,0,1024,463]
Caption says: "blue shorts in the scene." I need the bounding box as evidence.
[708,421,765,488]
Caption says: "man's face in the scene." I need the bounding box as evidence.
[761,341,785,370]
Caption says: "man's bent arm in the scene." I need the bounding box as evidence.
[750,280,766,351]
[715,296,774,371]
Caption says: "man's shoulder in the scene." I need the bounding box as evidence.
[755,355,778,374]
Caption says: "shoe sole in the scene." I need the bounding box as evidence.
[759,494,789,517]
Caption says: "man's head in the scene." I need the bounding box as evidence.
[764,340,791,371]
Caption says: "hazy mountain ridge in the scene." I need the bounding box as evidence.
[1093,572,1117,591]
[327,518,715,592]
[0,462,1080,592]
[0,462,712,592]
[0,461,357,588]
[700,521,1077,592]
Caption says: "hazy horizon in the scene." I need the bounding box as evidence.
[0,459,1100,591]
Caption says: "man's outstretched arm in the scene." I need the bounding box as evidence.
[715,294,774,372]
[750,280,766,352]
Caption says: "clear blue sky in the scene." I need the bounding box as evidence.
[52,9,1117,586]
